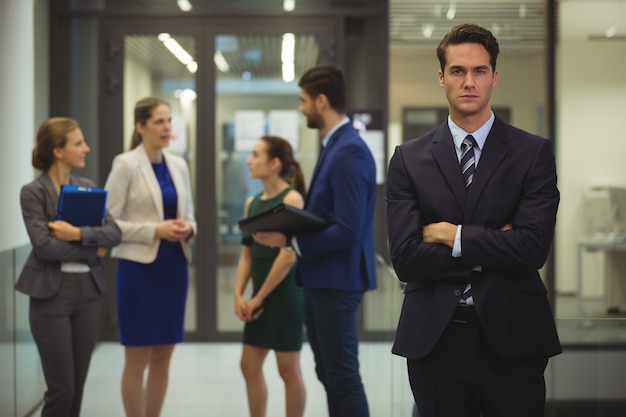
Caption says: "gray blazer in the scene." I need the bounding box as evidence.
[16,173,122,299]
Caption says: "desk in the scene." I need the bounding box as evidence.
[577,238,626,318]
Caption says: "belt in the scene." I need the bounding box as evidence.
[450,304,477,324]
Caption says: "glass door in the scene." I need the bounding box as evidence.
[105,18,338,341]
[204,19,339,340]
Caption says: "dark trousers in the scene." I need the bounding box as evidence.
[407,315,548,417]
[29,272,102,417]
[304,288,369,417]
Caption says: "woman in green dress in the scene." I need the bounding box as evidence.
[235,135,307,417]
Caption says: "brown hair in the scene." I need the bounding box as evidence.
[129,97,170,150]
[436,23,500,72]
[298,65,347,113]
[260,135,306,199]
[32,117,80,171]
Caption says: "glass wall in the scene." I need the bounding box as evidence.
[0,246,45,417]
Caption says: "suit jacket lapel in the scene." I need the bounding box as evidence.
[430,124,467,211]
[464,118,509,220]
[306,126,342,203]
[41,173,60,219]
[136,146,164,220]
[163,152,185,219]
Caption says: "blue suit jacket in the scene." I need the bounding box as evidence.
[386,117,561,360]
[296,123,377,292]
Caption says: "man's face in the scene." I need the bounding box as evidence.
[298,89,323,130]
[438,42,498,121]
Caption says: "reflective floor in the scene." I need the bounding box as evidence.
[32,341,415,417]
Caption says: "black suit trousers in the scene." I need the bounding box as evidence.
[408,317,549,417]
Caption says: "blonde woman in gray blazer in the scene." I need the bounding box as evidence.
[105,97,196,417]
[16,117,121,417]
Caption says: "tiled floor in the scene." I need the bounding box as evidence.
[33,341,416,417]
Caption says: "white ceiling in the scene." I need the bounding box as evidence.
[389,0,626,50]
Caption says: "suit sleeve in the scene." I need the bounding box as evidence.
[21,184,98,263]
[297,142,372,258]
[461,139,559,270]
[386,145,467,283]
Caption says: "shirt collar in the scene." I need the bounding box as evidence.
[322,117,350,147]
[448,112,495,151]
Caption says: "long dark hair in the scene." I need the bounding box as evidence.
[260,135,306,199]
[32,117,80,171]
[129,97,170,150]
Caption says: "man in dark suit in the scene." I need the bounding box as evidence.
[254,65,377,417]
[385,24,561,417]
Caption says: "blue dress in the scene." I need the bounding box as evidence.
[116,162,188,346]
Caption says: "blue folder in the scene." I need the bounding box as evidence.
[56,184,107,227]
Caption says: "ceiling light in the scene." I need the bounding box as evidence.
[177,0,193,12]
[284,0,295,12]
[175,88,197,102]
[606,26,617,38]
[281,33,295,82]
[519,3,527,19]
[422,24,434,38]
[158,33,197,74]
[214,50,230,73]
[446,3,456,20]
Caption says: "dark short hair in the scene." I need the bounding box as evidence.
[32,117,80,171]
[298,65,346,113]
[436,24,500,72]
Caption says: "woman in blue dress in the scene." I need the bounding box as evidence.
[235,135,307,417]
[105,97,196,417]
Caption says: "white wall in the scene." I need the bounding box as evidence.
[555,38,626,293]
[0,0,36,253]
[123,55,153,151]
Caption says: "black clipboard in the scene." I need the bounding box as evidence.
[238,203,330,235]
[57,184,107,227]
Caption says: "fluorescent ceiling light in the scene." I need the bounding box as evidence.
[158,33,197,74]
[519,3,527,19]
[214,50,230,73]
[175,88,197,102]
[446,3,456,20]
[422,24,434,38]
[177,0,193,12]
[284,0,295,12]
[281,33,295,82]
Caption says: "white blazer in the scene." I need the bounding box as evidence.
[105,145,197,264]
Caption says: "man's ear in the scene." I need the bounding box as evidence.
[316,93,329,110]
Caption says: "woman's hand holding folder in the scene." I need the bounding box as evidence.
[48,220,81,241]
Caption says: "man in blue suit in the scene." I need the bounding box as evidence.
[254,65,377,417]
[386,24,561,417]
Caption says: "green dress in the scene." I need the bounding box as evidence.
[241,188,304,351]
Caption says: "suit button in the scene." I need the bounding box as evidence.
[454,289,462,297]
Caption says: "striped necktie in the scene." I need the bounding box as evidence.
[460,135,477,303]
[461,135,477,188]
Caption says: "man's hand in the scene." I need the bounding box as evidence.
[252,231,288,248]
[422,221,457,248]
